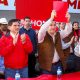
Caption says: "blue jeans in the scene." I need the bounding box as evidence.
[41,61,63,75]
[66,53,76,72]
[5,67,28,79]
[0,56,5,73]
[74,55,80,71]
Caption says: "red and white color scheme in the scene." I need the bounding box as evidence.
[16,0,53,29]
[0,0,80,13]
[63,0,80,13]
[16,0,80,29]
[0,0,80,29]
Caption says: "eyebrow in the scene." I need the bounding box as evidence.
[13,25,20,26]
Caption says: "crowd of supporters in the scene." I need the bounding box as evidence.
[0,10,80,79]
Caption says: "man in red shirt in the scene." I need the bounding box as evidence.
[0,19,33,78]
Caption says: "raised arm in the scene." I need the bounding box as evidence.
[60,13,72,39]
[38,10,56,43]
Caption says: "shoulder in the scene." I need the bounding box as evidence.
[20,27,24,31]
[0,35,8,43]
[19,27,25,34]
[30,28,36,34]
[30,28,35,32]
[56,32,60,36]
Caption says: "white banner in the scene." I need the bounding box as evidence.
[0,0,80,13]
[0,0,15,10]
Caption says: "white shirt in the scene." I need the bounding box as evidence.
[52,34,59,63]
[38,18,72,63]
[10,32,19,44]
[74,43,80,57]
[61,40,71,49]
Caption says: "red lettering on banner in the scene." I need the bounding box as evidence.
[67,0,77,9]
[78,0,80,9]
[0,0,8,6]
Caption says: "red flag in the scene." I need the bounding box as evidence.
[53,1,68,22]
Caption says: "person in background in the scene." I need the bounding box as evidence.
[19,17,38,78]
[72,22,79,45]
[74,39,80,71]
[59,21,75,73]
[63,21,79,73]
[0,18,8,79]
[59,22,66,31]
[0,18,9,38]
[0,19,33,79]
[72,22,80,71]
[38,10,72,74]
[20,19,24,28]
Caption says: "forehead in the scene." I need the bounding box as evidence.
[74,23,78,25]
[49,26,56,29]
[24,18,30,21]
[12,22,19,26]
[60,22,64,24]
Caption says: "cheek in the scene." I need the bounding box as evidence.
[13,28,16,31]
[74,26,78,29]
[50,29,55,33]
[24,22,27,25]
[25,22,29,24]
[51,27,56,31]
[15,27,19,31]
[9,27,13,31]
[52,29,55,31]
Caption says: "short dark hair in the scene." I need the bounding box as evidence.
[8,19,20,26]
[72,21,79,26]
[24,16,31,20]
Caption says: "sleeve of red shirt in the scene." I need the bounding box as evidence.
[0,36,14,56]
[22,34,33,54]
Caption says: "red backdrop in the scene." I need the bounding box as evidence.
[16,0,55,20]
[16,0,62,29]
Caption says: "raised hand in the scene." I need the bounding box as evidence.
[65,12,71,22]
[50,10,56,20]
[20,33,26,44]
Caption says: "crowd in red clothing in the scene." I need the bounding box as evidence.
[0,12,79,79]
